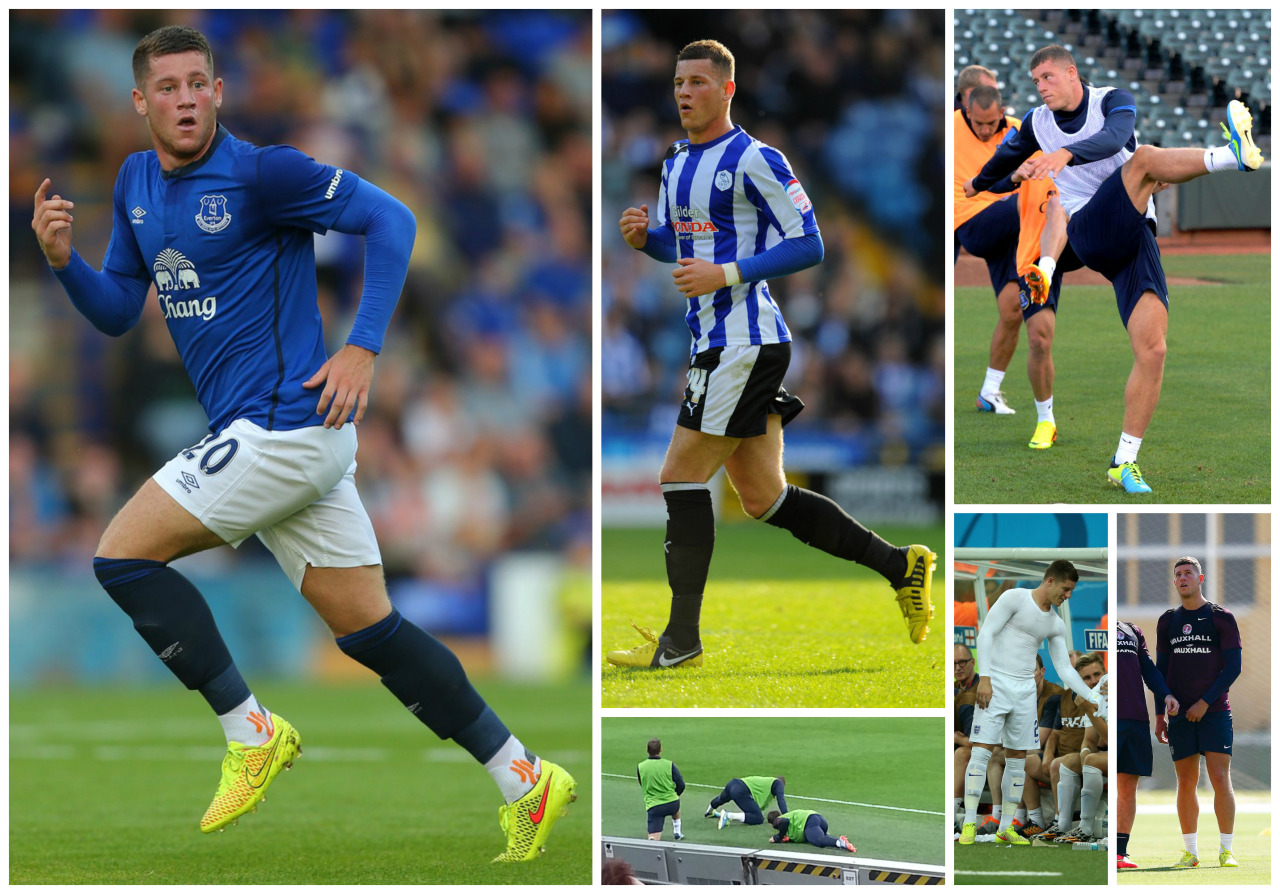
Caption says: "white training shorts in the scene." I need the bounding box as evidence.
[969,672,1040,751]
[154,419,381,589]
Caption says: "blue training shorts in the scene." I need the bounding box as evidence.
[1117,718,1154,776]
[956,198,1020,296]
[647,799,680,834]
[1066,166,1169,327]
[1167,710,1233,762]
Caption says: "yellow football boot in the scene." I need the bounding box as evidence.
[895,545,936,644]
[605,622,703,668]
[200,712,301,833]
[493,760,577,862]
[1029,421,1057,450]
[958,822,976,845]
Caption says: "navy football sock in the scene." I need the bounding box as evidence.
[660,484,714,648]
[760,485,907,584]
[92,557,250,714]
[1117,832,1130,857]
[337,610,508,763]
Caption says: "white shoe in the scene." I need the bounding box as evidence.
[976,391,1015,414]
[718,810,729,830]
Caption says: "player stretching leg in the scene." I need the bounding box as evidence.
[965,46,1263,491]
[31,25,573,861]
[607,40,935,669]
[958,561,1101,846]
[1156,557,1242,868]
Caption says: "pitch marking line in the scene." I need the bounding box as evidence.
[955,871,1064,877]
[602,773,944,816]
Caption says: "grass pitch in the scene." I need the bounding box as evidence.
[954,253,1270,503]
[601,523,946,708]
[602,716,945,867]
[1118,790,1271,885]
[10,679,591,884]
[954,831,1106,885]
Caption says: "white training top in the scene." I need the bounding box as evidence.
[975,587,1097,702]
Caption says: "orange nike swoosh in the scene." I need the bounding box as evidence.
[528,771,552,824]
[245,734,282,789]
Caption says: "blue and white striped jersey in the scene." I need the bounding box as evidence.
[656,125,819,357]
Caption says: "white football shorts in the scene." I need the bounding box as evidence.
[969,672,1040,751]
[154,418,381,589]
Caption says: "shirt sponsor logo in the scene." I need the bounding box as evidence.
[785,179,812,214]
[325,169,344,200]
[195,194,232,233]
[154,248,217,322]
[715,170,733,191]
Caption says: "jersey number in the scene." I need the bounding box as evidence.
[181,435,240,476]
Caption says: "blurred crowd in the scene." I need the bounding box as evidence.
[602,10,945,457]
[10,10,591,624]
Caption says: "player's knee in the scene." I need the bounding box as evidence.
[1028,326,1053,357]
[738,482,784,519]
[1129,143,1158,174]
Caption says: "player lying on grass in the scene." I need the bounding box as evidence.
[964,45,1263,492]
[707,775,787,827]
[608,38,935,672]
[959,561,1102,847]
[767,810,855,851]
[638,738,686,841]
[1116,618,1178,869]
[31,24,574,862]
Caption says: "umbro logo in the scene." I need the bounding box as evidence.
[131,207,146,225]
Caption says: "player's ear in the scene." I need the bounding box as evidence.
[132,88,147,116]
[214,77,223,109]
[723,79,736,103]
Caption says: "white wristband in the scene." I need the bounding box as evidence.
[722,262,741,286]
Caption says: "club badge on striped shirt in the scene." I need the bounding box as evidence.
[715,170,733,191]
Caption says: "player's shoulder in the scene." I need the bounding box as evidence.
[1006,114,1021,130]
[663,139,690,161]
[1207,601,1238,620]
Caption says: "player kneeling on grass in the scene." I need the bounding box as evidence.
[767,810,855,852]
[708,775,787,827]
[638,738,686,841]
[31,24,574,863]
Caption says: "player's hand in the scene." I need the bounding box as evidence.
[962,178,978,198]
[975,676,993,710]
[619,205,650,249]
[1154,714,1169,743]
[33,179,75,270]
[1024,148,1073,181]
[1185,699,1209,722]
[1164,694,1180,717]
[672,257,727,298]
[303,343,377,429]
[1152,180,1171,194]
[1010,159,1037,184]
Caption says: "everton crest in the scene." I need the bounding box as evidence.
[195,194,232,233]
[715,170,733,191]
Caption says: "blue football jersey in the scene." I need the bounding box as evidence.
[103,125,361,433]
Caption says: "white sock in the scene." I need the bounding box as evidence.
[1035,397,1054,424]
[991,804,1002,822]
[673,818,682,835]
[1221,833,1233,852]
[964,748,993,825]
[1057,766,1081,829]
[1114,431,1142,465]
[484,735,541,803]
[954,797,963,818]
[1183,832,1198,856]
[1037,256,1057,282]
[1204,145,1239,172]
[1081,765,1105,836]
[1016,807,1028,824]
[982,367,1006,397]
[218,694,272,746]
[727,810,745,823]
[1000,757,1026,832]
[1029,807,1044,827]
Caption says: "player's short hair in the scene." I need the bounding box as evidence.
[776,776,786,787]
[1174,556,1204,578]
[1043,559,1079,584]
[133,25,215,89]
[677,39,735,83]
[602,858,637,884]
[956,64,997,96]
[1035,653,1044,671]
[647,737,662,758]
[1029,45,1076,73]
[766,810,782,825]
[967,84,1003,111]
[1074,651,1104,673]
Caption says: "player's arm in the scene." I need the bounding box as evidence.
[769,817,791,844]
[625,159,678,260]
[1059,90,1137,165]
[1137,630,1178,716]
[672,763,686,797]
[973,592,1015,707]
[968,112,1041,194]
[1047,633,1098,703]
[773,779,788,815]
[34,176,151,336]
[1187,647,1242,721]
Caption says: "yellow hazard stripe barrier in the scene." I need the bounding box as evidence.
[757,859,840,877]
[867,870,944,885]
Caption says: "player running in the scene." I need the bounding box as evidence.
[1116,618,1179,870]
[957,560,1102,847]
[608,38,935,670]
[1155,557,1242,869]
[638,738,686,841]
[707,774,787,827]
[30,25,574,862]
[964,46,1263,492]
[767,810,855,852]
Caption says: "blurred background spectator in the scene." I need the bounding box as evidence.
[10,9,591,683]
[601,10,945,528]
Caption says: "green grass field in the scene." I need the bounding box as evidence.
[954,833,1107,885]
[10,679,591,884]
[955,253,1270,503]
[603,717,945,867]
[1119,790,1271,884]
[601,523,946,708]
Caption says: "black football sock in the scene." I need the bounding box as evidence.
[1117,832,1130,857]
[336,609,508,763]
[759,484,907,584]
[660,483,714,649]
[93,557,251,714]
